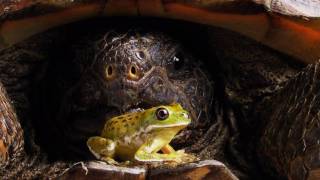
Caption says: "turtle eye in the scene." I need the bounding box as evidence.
[167,52,185,74]
[106,65,115,80]
[156,108,169,120]
[128,64,140,80]
[172,53,185,70]
[136,51,145,60]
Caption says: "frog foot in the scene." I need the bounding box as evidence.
[173,150,199,164]
[101,157,120,165]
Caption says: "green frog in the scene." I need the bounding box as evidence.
[87,103,196,164]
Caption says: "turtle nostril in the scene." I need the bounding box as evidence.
[131,66,136,75]
[108,66,113,75]
[128,64,140,80]
[106,65,115,80]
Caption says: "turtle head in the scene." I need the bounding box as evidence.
[93,30,199,114]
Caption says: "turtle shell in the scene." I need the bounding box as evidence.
[0,1,319,180]
[0,0,319,63]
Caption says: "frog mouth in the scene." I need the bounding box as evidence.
[149,123,190,129]
[145,123,189,134]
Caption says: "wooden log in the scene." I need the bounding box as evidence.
[148,160,238,180]
[58,161,146,180]
[58,160,238,180]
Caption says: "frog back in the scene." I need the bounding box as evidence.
[101,111,143,140]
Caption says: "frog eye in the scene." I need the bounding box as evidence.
[106,65,115,80]
[156,108,169,120]
[128,64,140,80]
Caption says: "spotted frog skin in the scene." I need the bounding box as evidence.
[87,103,194,163]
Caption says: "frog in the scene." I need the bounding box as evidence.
[87,103,196,164]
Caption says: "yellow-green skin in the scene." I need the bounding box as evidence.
[87,103,192,163]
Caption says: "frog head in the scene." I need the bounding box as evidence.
[141,103,191,132]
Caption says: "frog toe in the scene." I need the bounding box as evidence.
[173,152,198,163]
[176,149,185,154]
[101,157,119,165]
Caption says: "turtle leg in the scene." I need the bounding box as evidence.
[0,82,24,167]
[257,62,320,180]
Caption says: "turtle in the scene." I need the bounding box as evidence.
[0,0,319,180]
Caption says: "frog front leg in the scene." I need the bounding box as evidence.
[161,144,188,159]
[87,136,118,164]
[161,144,175,154]
[134,137,190,163]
